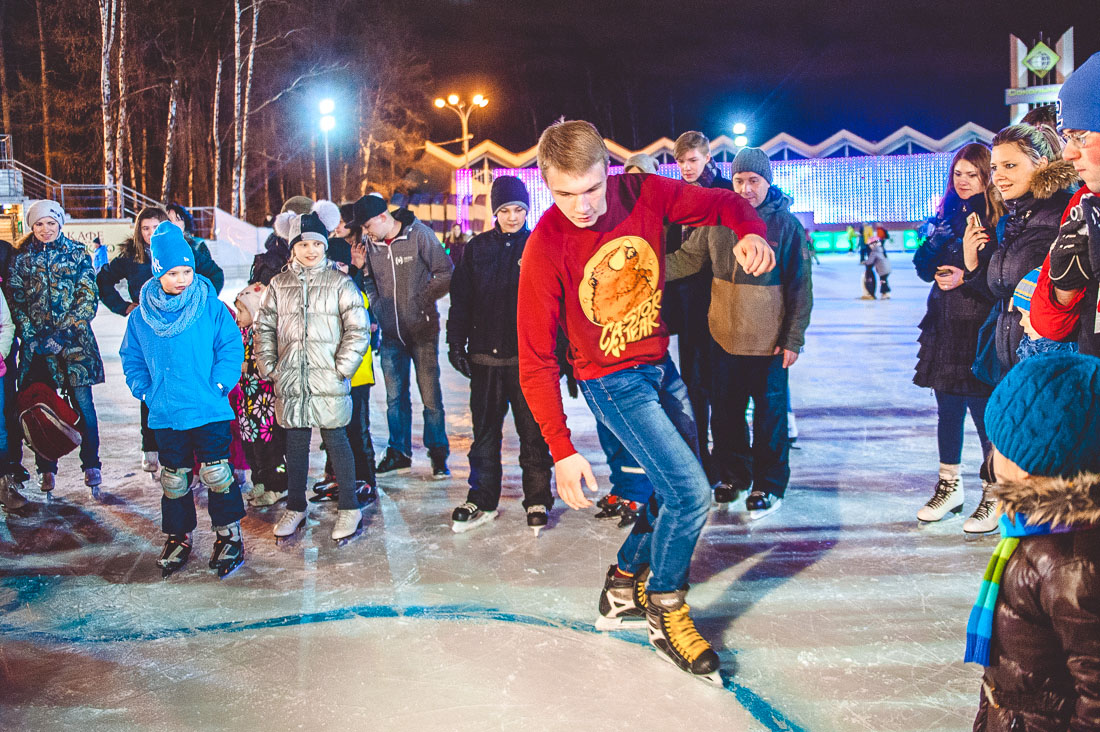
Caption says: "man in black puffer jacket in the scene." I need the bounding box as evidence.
[446,176,554,534]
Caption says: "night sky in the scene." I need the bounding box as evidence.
[406,0,1098,153]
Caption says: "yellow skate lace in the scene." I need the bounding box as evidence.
[665,604,712,662]
[634,573,648,610]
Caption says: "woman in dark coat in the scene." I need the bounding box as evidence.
[912,143,1002,533]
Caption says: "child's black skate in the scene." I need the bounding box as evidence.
[209,523,244,578]
[451,501,497,534]
[309,482,340,503]
[594,494,622,520]
[157,534,192,578]
[312,474,336,493]
[526,505,549,537]
[356,481,377,507]
[646,589,722,685]
[595,564,649,631]
[616,500,641,528]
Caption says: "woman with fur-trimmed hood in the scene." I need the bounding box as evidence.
[964,352,1100,732]
[963,125,1080,376]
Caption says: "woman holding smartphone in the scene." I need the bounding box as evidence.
[912,143,1002,534]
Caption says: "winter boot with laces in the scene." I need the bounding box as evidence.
[451,501,497,533]
[917,473,964,523]
[646,589,722,683]
[963,483,1000,537]
[595,564,650,631]
[210,523,244,578]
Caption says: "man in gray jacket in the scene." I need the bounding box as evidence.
[349,194,454,478]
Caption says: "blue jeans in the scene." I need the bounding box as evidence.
[36,385,101,474]
[379,334,448,458]
[579,354,708,594]
[934,390,992,467]
[595,421,654,504]
[155,420,246,535]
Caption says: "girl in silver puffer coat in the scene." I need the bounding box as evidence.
[254,211,370,543]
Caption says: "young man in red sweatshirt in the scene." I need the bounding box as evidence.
[517,120,773,680]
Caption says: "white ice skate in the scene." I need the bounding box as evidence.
[332,508,364,545]
[273,509,307,543]
[917,478,964,523]
[451,502,498,534]
[142,451,160,476]
[963,484,1000,538]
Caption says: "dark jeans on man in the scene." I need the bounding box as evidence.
[140,401,158,453]
[934,390,991,466]
[466,362,553,511]
[155,420,246,535]
[710,349,790,498]
[243,424,287,493]
[36,385,101,474]
[379,334,448,459]
[595,421,654,505]
[677,326,712,480]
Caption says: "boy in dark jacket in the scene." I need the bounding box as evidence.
[120,222,247,578]
[965,352,1100,731]
[666,147,813,518]
[349,194,453,478]
[447,176,554,534]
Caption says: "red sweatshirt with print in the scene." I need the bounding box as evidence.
[517,172,767,461]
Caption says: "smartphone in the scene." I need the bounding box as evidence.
[967,212,982,229]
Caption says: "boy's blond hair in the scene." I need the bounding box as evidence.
[537,120,609,180]
[674,131,710,160]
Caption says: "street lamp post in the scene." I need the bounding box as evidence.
[433,93,488,168]
[319,98,336,200]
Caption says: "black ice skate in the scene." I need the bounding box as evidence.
[712,481,744,504]
[157,534,192,578]
[209,523,244,578]
[429,449,450,480]
[526,505,548,537]
[745,490,782,520]
[616,500,641,528]
[451,501,497,534]
[595,565,649,631]
[311,474,337,494]
[646,590,722,685]
[594,494,622,520]
[376,448,412,476]
[356,481,378,508]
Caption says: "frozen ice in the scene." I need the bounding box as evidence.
[0,253,991,731]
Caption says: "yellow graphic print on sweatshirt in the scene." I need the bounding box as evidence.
[578,236,662,357]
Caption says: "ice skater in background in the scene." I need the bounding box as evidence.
[859,223,891,299]
[446,175,555,535]
[119,222,247,578]
[254,211,370,545]
[230,283,289,507]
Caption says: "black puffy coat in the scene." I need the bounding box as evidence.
[913,195,996,396]
[250,233,290,286]
[446,224,527,361]
[973,473,1100,731]
[968,161,1077,373]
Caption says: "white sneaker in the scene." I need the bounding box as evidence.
[142,451,160,473]
[332,508,364,542]
[0,475,28,511]
[273,509,307,538]
[917,478,964,522]
[963,485,1000,535]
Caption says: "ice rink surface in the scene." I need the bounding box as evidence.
[1,252,994,731]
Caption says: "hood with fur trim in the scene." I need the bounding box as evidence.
[993,472,1100,528]
[1029,159,1080,200]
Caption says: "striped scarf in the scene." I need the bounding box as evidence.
[964,514,1053,666]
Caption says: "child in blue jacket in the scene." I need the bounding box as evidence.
[120,222,246,578]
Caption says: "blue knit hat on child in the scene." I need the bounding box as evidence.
[1057,51,1100,133]
[985,352,1100,477]
[150,220,194,277]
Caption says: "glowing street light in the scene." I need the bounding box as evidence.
[732,121,747,135]
[734,135,749,147]
[432,93,490,168]
[319,99,336,199]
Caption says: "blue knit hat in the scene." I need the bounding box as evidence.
[986,353,1100,477]
[150,220,194,277]
[1057,51,1100,133]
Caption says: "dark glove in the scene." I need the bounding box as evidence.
[1048,212,1094,291]
[564,371,579,399]
[1083,194,1100,276]
[448,347,471,379]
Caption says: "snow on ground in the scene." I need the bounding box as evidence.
[0,252,992,731]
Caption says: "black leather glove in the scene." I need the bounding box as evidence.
[564,371,579,399]
[448,347,471,379]
[1049,210,1094,292]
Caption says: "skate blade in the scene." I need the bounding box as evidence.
[654,646,725,686]
[217,558,244,578]
[746,499,782,521]
[332,521,364,545]
[274,529,303,545]
[594,615,647,632]
[530,525,544,537]
[963,529,997,541]
[917,506,965,525]
[451,511,498,534]
[308,493,337,503]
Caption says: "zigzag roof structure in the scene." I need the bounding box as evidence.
[424,123,996,169]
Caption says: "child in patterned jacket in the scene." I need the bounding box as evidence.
[231,283,288,506]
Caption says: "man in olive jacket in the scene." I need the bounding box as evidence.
[666,147,812,519]
[350,194,454,478]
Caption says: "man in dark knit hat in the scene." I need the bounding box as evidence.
[446,176,555,534]
[349,193,454,479]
